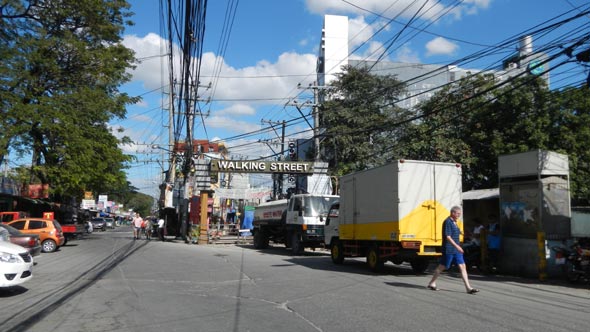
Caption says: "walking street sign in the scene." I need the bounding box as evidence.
[210,160,315,174]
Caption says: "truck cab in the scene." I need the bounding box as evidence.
[324,202,340,245]
[0,211,30,224]
[253,194,339,255]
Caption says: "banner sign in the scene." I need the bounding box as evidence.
[214,188,272,200]
[81,199,96,209]
[211,160,314,174]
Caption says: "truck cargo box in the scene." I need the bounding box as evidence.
[338,160,462,247]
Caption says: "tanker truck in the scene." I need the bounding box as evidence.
[324,160,463,273]
[253,194,339,255]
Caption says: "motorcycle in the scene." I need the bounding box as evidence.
[462,240,481,271]
[552,242,590,283]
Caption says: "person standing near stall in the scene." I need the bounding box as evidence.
[157,218,165,241]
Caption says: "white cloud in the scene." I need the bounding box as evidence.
[122,33,170,91]
[123,33,318,106]
[215,104,256,116]
[206,115,262,134]
[425,37,458,56]
[394,44,421,63]
[305,0,486,22]
[199,51,318,103]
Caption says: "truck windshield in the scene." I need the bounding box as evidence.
[302,196,339,217]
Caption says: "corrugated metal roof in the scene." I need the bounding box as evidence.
[463,188,499,200]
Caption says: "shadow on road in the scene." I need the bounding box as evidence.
[0,286,28,298]
[235,243,426,277]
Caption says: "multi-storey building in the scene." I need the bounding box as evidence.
[317,15,550,110]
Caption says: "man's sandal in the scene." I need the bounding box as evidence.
[427,285,439,291]
[467,288,479,294]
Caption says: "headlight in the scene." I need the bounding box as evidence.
[0,251,22,263]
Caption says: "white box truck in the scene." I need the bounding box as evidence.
[253,194,339,255]
[324,160,463,273]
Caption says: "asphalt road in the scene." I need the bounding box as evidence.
[1,228,589,332]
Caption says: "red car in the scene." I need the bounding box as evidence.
[0,223,42,257]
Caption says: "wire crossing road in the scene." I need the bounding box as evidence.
[1,229,589,332]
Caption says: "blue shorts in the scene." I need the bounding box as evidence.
[439,253,465,269]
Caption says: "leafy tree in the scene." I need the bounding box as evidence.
[0,0,138,202]
[546,86,590,204]
[404,74,554,190]
[404,72,590,202]
[321,65,411,176]
[124,191,155,217]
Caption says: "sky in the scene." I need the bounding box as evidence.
[116,0,590,196]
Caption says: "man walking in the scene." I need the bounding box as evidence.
[132,214,143,240]
[427,206,479,294]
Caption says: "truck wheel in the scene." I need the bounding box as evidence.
[285,231,292,249]
[410,258,429,274]
[367,245,384,272]
[253,231,269,249]
[331,240,345,264]
[42,239,57,253]
[291,232,304,255]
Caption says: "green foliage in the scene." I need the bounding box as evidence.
[0,0,138,202]
[401,74,554,189]
[321,65,411,176]
[125,191,155,217]
[322,66,590,203]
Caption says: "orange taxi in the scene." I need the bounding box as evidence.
[5,218,65,253]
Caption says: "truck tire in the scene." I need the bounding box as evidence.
[410,258,429,274]
[291,232,304,255]
[285,231,292,249]
[253,230,269,249]
[367,245,384,272]
[331,239,345,264]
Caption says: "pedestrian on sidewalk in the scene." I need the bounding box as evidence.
[144,218,153,240]
[427,206,479,294]
[157,218,165,241]
[132,214,143,240]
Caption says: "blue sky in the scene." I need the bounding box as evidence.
[117,0,590,195]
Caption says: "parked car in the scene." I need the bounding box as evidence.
[104,217,115,229]
[0,240,33,288]
[91,217,107,231]
[0,224,42,257]
[6,218,65,253]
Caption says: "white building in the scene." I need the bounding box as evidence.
[317,15,550,110]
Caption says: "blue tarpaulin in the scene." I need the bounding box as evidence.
[242,206,254,230]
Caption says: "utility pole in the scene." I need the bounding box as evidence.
[312,84,320,161]
[261,119,286,199]
[288,82,329,162]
